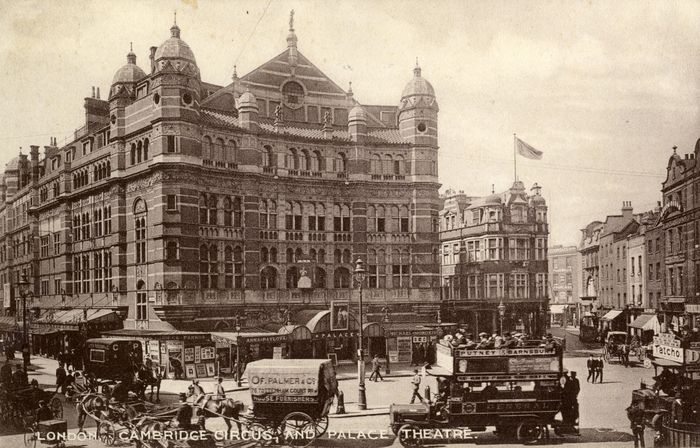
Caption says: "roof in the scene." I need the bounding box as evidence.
[601,215,636,237]
[155,25,196,63]
[467,193,502,209]
[629,314,660,332]
[200,108,406,145]
[5,156,19,171]
[112,61,146,85]
[401,66,435,98]
[600,310,624,321]
[36,308,118,325]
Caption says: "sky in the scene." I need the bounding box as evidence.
[0,0,698,246]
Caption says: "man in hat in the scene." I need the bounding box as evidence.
[476,333,493,349]
[501,332,517,348]
[410,369,423,404]
[36,400,54,422]
[369,354,384,382]
[586,355,595,383]
[463,334,477,350]
[12,364,28,388]
[175,392,194,430]
[214,377,226,399]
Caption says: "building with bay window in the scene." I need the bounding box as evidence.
[0,13,442,364]
[439,182,549,336]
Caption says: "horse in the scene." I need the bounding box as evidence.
[193,394,246,438]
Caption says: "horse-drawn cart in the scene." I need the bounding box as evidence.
[242,359,337,447]
[0,383,63,429]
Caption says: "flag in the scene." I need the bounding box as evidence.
[515,137,543,160]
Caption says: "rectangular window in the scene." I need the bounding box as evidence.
[317,216,325,231]
[308,216,316,231]
[376,217,385,232]
[136,292,147,320]
[467,275,482,299]
[89,349,106,363]
[510,273,527,298]
[294,215,302,231]
[400,217,409,233]
[166,135,177,153]
[342,217,350,232]
[486,273,504,298]
[166,195,178,210]
[54,279,61,295]
[53,233,60,255]
[368,264,378,289]
[40,236,49,258]
[466,240,481,262]
[40,280,49,296]
[286,215,294,230]
[486,238,503,260]
[104,251,112,293]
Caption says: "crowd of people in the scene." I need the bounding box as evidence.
[441,329,561,351]
[585,355,605,383]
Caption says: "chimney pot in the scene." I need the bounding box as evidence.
[149,46,157,73]
[91,86,95,98]
[96,87,100,99]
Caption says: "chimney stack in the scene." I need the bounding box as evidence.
[91,86,95,98]
[622,201,633,220]
[149,47,157,73]
[96,87,100,99]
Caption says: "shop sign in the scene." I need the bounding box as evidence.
[388,350,399,363]
[654,333,680,347]
[456,348,551,357]
[397,336,412,352]
[456,373,559,382]
[413,336,428,343]
[686,305,700,314]
[653,343,683,363]
[242,335,288,344]
[312,331,357,339]
[685,349,700,364]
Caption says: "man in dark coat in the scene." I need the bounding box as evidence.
[55,362,67,393]
[586,355,595,383]
[627,402,646,448]
[569,371,581,428]
[0,361,13,386]
[12,365,28,388]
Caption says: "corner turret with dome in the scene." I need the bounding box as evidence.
[110,44,146,100]
[153,14,200,79]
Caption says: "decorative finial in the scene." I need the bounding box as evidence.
[673,145,678,154]
[130,42,133,52]
[274,104,284,125]
[127,42,136,64]
[170,11,181,38]
[289,9,295,31]
[323,111,332,130]
[414,57,421,77]
[174,10,177,25]
[348,81,353,95]
[232,65,238,81]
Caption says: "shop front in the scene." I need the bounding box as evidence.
[629,313,661,344]
[211,331,290,378]
[600,309,626,332]
[384,323,439,364]
[277,325,313,358]
[305,309,361,363]
[550,304,566,327]
[103,329,214,380]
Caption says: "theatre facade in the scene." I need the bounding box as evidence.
[0,13,442,363]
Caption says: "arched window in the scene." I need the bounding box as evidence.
[200,245,210,289]
[315,267,326,288]
[202,136,213,160]
[270,247,278,263]
[399,206,409,232]
[261,247,269,263]
[333,267,351,289]
[261,266,277,289]
[309,248,317,262]
[135,215,146,264]
[286,267,300,289]
[342,249,351,264]
[371,154,382,174]
[287,148,298,170]
[394,155,404,175]
[143,138,149,160]
[294,248,303,262]
[286,248,294,263]
[233,246,243,288]
[224,197,232,227]
[313,150,323,172]
[383,154,393,175]
[199,194,208,224]
[263,145,274,167]
[209,245,219,288]
[227,140,237,163]
[137,141,143,163]
[390,206,399,232]
[130,143,136,165]
[336,152,347,172]
[224,246,234,289]
[318,249,325,263]
[215,138,225,161]
[93,165,98,182]
[368,249,378,288]
[233,197,242,227]
[334,249,342,264]
[300,149,310,171]
[208,195,218,225]
[136,280,147,321]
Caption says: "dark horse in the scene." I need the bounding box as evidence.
[193,394,246,438]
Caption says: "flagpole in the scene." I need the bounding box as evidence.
[513,133,517,182]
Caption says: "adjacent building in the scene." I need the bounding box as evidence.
[548,245,580,327]
[439,182,549,336]
[659,144,700,330]
[0,14,443,367]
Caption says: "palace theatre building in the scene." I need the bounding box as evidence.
[0,15,442,368]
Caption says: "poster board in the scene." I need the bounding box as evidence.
[185,364,196,378]
[194,346,202,363]
[397,336,412,363]
[330,302,349,330]
[273,346,283,359]
[195,363,207,378]
[200,346,215,360]
[184,347,194,363]
[206,363,216,376]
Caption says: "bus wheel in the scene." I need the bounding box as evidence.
[397,424,423,448]
[517,421,543,443]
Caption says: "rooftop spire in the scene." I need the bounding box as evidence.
[170,11,181,38]
[127,42,136,64]
[414,57,421,77]
[287,9,298,51]
[232,65,238,82]
[289,9,295,31]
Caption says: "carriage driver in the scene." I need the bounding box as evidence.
[174,392,196,430]
[36,400,54,422]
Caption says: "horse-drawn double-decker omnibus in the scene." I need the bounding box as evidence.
[390,339,573,446]
[83,338,143,381]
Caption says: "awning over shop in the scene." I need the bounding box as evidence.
[211,331,288,346]
[101,329,211,343]
[36,308,119,326]
[362,322,385,338]
[29,327,61,335]
[550,304,567,314]
[0,316,18,331]
[384,322,439,337]
[601,309,624,321]
[629,314,661,332]
[278,325,312,341]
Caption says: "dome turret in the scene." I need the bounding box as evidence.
[153,19,199,78]
[348,105,367,122]
[111,45,146,85]
[401,61,436,99]
[238,89,258,109]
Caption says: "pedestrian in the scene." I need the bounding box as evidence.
[586,355,595,383]
[623,344,630,367]
[569,371,580,429]
[55,362,67,394]
[626,402,646,448]
[597,356,604,383]
[369,354,383,382]
[0,360,12,387]
[561,374,574,425]
[410,369,423,404]
[214,377,226,399]
[12,365,28,388]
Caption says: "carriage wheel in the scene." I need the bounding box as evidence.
[516,420,544,443]
[312,415,329,437]
[247,421,277,447]
[50,397,63,419]
[280,412,315,447]
[98,421,117,446]
[397,424,423,448]
[23,426,37,448]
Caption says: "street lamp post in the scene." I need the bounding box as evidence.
[498,300,506,335]
[382,306,390,374]
[234,314,242,387]
[354,258,367,411]
[17,274,32,367]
